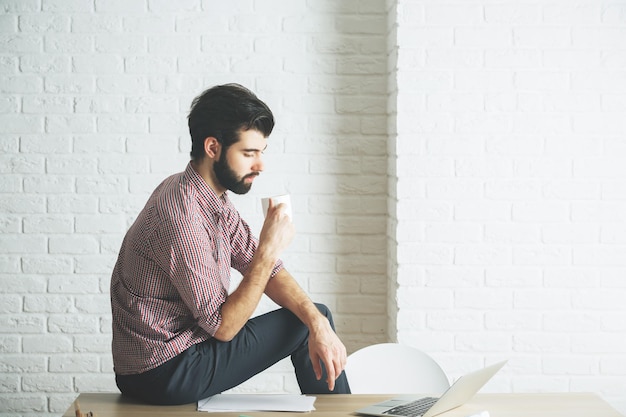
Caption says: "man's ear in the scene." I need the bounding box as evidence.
[203,137,221,159]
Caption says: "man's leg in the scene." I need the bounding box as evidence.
[191,303,350,398]
[289,303,351,394]
[116,303,349,405]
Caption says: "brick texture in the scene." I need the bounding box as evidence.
[390,1,626,414]
[1,0,626,415]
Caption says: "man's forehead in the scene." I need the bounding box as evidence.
[234,129,268,149]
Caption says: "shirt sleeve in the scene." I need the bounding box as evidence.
[152,215,227,337]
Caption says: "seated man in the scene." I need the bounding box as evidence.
[110,83,351,405]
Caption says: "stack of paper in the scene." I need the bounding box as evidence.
[198,393,316,413]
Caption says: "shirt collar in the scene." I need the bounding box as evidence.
[184,162,230,216]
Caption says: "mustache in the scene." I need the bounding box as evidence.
[243,172,260,180]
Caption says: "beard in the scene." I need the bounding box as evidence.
[213,153,258,195]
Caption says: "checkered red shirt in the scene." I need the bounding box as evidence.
[110,162,283,375]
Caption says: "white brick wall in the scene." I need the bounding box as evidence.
[1,0,626,416]
[1,1,388,415]
[390,1,626,414]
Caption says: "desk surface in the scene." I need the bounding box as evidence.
[64,392,623,417]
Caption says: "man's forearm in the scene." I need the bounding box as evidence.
[214,204,295,341]
[265,268,347,389]
[264,268,328,330]
[213,248,277,341]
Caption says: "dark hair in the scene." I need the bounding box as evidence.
[188,83,274,161]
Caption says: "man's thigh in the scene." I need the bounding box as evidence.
[182,307,310,399]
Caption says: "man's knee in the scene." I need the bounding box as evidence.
[314,303,335,329]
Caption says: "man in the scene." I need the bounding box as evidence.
[110,83,351,405]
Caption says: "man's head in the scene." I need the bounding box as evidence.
[188,84,274,194]
[188,83,274,163]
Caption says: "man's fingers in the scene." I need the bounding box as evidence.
[308,326,349,391]
[331,357,345,391]
[325,359,337,389]
[320,350,346,391]
[311,354,323,381]
[327,376,335,391]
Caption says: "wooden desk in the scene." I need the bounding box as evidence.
[64,392,623,417]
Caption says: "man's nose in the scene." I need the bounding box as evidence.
[252,156,264,172]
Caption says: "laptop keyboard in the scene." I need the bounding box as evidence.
[382,397,438,417]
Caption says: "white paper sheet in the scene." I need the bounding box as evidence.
[197,393,316,413]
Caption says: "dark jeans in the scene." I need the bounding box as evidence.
[115,303,351,405]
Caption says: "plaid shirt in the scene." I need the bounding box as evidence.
[110,162,283,375]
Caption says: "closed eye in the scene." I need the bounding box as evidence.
[243,148,265,157]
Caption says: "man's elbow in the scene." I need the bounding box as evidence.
[213,326,237,342]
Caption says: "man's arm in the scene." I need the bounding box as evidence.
[213,200,294,341]
[264,268,347,391]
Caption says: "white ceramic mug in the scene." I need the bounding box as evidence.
[261,194,292,220]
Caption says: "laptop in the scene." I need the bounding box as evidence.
[355,360,507,417]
